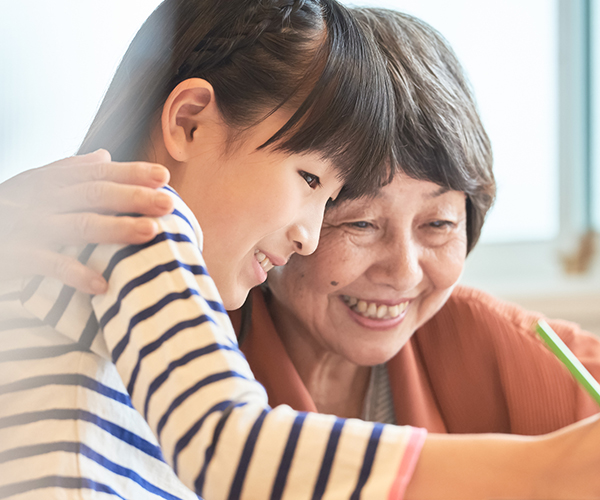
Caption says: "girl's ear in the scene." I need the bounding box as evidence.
[161,78,217,162]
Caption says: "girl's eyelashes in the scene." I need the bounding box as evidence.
[299,170,321,189]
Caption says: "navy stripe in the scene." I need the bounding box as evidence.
[0,374,133,407]
[312,418,345,500]
[39,243,98,330]
[78,311,100,350]
[102,232,194,281]
[130,315,212,408]
[144,341,236,419]
[270,412,308,500]
[80,442,183,500]
[193,401,247,493]
[111,287,209,364]
[172,208,195,233]
[205,298,227,314]
[100,259,209,332]
[0,317,44,331]
[350,423,383,500]
[163,185,183,200]
[173,399,234,476]
[0,476,127,500]
[44,285,76,328]
[0,343,86,363]
[156,369,246,437]
[78,243,98,264]
[228,409,269,500]
[0,409,163,461]
[128,325,230,397]
[0,441,182,500]
[20,275,44,303]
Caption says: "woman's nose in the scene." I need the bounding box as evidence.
[374,236,423,291]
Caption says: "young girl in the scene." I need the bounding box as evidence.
[0,1,428,499]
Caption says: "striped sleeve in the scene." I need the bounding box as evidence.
[89,188,426,500]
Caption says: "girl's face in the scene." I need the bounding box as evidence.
[267,173,468,366]
[172,108,342,310]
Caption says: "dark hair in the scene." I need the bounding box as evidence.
[353,8,495,252]
[79,0,396,199]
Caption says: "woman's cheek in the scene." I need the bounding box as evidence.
[428,239,467,291]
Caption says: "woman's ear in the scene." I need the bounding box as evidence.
[161,78,216,162]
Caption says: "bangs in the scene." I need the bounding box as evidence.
[260,1,396,200]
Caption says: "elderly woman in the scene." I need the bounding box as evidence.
[232,8,600,435]
[2,6,600,500]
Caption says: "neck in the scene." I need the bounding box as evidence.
[267,294,371,419]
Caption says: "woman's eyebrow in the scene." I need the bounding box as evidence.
[427,186,451,198]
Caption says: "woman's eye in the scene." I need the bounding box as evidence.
[349,221,373,229]
[299,170,321,189]
[429,220,454,229]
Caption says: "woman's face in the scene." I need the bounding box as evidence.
[176,108,342,310]
[268,173,468,366]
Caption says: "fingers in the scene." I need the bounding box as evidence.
[53,181,174,216]
[0,246,107,295]
[63,157,170,189]
[33,212,162,246]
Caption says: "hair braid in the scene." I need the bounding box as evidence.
[177,0,314,78]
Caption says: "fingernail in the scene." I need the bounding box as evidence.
[154,193,173,211]
[137,219,159,236]
[91,278,108,294]
[151,166,169,184]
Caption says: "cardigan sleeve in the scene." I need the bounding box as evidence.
[86,188,426,500]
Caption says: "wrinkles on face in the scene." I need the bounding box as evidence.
[268,174,468,369]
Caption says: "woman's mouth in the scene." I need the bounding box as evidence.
[341,295,409,320]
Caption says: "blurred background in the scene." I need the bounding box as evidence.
[1,0,599,334]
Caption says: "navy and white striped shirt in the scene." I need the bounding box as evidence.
[0,187,425,499]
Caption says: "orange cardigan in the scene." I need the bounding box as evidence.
[230,285,600,434]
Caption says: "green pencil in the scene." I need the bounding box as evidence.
[535,319,600,408]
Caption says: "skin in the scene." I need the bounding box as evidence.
[0,149,173,293]
[148,78,343,310]
[267,173,467,417]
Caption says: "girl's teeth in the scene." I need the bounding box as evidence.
[343,295,409,320]
[254,250,272,271]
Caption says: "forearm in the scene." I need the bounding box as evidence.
[406,414,600,500]
[406,433,539,500]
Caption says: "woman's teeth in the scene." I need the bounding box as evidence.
[254,250,273,271]
[342,295,408,319]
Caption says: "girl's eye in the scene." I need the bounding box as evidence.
[299,170,321,189]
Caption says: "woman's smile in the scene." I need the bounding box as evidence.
[268,173,468,367]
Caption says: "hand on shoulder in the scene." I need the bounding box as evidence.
[0,149,174,294]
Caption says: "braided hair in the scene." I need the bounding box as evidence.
[79,0,396,200]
